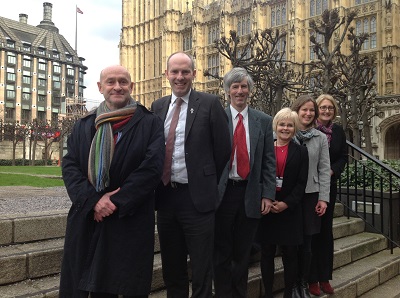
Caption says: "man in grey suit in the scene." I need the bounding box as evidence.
[213,67,276,297]
[151,52,231,298]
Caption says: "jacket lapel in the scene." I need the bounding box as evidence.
[225,107,234,142]
[160,96,171,122]
[185,90,200,140]
[285,141,296,168]
[248,108,260,169]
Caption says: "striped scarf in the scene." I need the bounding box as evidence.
[88,99,137,192]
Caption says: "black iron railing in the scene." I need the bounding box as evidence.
[338,141,400,253]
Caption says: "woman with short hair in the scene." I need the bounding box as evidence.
[260,108,309,298]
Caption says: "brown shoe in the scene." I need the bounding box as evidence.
[320,281,334,294]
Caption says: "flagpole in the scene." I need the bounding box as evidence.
[75,5,78,52]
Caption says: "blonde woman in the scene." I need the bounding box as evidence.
[308,94,347,295]
[260,108,308,298]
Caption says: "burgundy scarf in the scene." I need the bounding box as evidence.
[316,119,333,146]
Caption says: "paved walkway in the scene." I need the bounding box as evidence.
[0,186,71,216]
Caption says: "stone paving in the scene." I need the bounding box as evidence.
[0,186,71,215]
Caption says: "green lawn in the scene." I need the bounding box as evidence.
[0,166,62,175]
[0,166,64,187]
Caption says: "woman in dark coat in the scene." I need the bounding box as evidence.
[260,108,309,298]
[291,95,331,298]
[308,94,347,296]
[59,66,165,298]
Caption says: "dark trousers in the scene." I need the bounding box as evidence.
[157,184,214,298]
[309,183,336,283]
[213,182,259,298]
[298,235,312,283]
[90,293,147,298]
[261,244,298,298]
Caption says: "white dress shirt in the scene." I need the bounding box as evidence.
[164,92,190,183]
[228,105,250,180]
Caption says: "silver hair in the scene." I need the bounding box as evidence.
[223,67,254,95]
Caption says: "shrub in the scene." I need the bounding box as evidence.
[340,159,400,192]
[0,159,53,166]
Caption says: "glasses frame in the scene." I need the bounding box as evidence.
[319,105,335,112]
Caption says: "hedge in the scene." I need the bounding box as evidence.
[0,159,54,166]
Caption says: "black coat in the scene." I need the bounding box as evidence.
[260,141,309,245]
[329,123,348,185]
[59,104,165,297]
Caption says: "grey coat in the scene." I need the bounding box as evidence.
[298,128,331,202]
[217,107,276,219]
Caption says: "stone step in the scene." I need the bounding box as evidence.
[0,232,392,297]
[150,232,389,297]
[0,238,163,290]
[333,216,365,240]
[358,274,400,298]
[150,247,400,297]
[0,202,348,246]
[318,247,400,298]
[0,206,353,245]
[333,232,387,269]
[0,211,163,254]
[251,247,400,298]
[0,274,60,298]
[0,238,63,286]
[0,214,372,290]
[0,211,68,245]
[0,254,164,296]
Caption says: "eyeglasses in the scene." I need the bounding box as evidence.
[319,106,335,111]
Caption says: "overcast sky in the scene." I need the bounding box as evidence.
[3,0,122,109]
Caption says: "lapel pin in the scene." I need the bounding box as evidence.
[190,108,194,114]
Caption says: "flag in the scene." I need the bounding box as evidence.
[76,7,83,14]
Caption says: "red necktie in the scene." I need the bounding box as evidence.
[162,98,183,185]
[231,113,250,179]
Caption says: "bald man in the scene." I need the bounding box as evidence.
[60,65,165,298]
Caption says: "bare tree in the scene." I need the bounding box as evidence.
[308,9,376,153]
[308,9,357,94]
[206,29,309,114]
[57,117,78,166]
[335,28,376,152]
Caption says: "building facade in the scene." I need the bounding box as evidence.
[0,2,87,125]
[120,0,399,159]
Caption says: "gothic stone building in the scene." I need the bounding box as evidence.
[120,0,400,160]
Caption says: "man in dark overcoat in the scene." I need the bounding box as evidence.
[59,65,164,298]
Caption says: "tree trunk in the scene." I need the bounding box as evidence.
[12,140,16,166]
[22,136,26,166]
[44,137,48,166]
[59,136,64,167]
[32,137,37,166]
